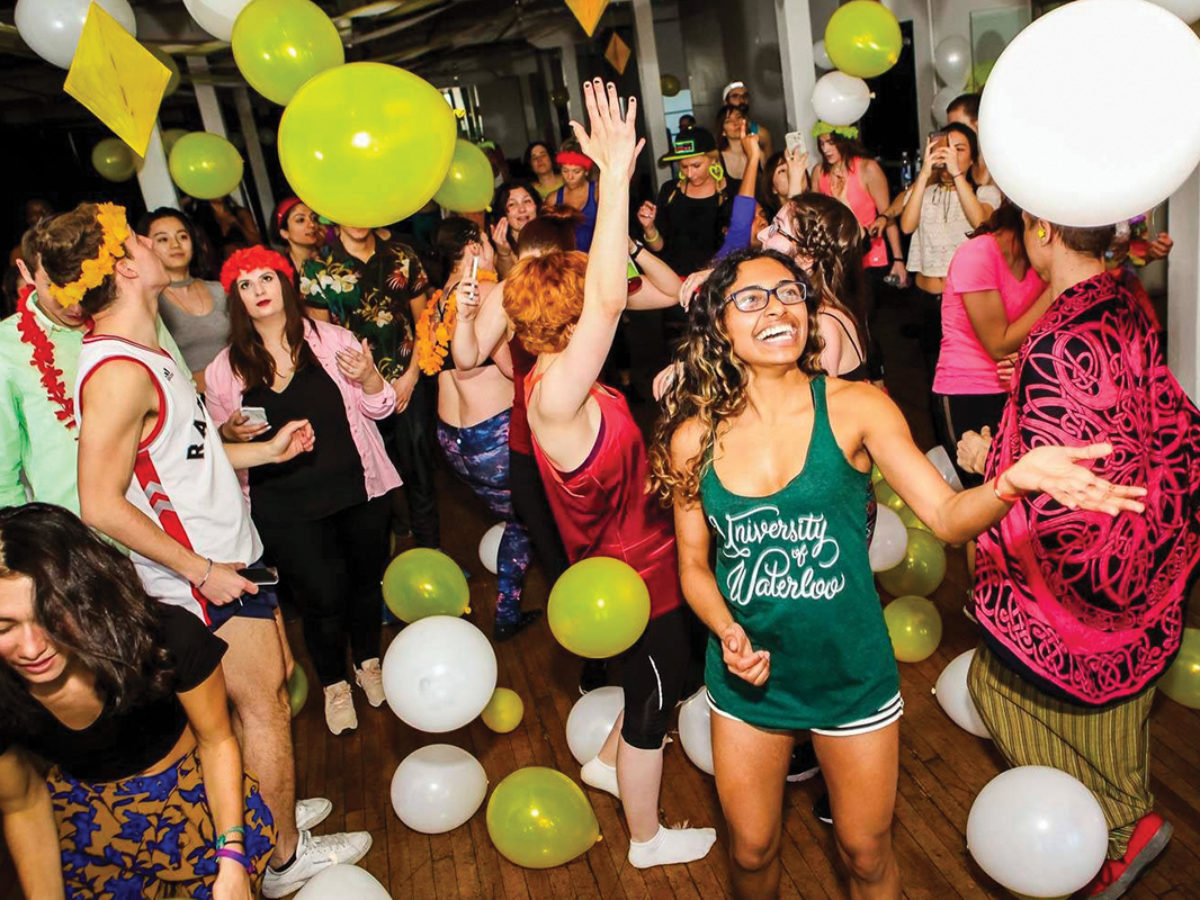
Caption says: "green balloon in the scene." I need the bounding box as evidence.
[1160,627,1200,709]
[169,132,244,200]
[288,665,308,718]
[486,767,599,868]
[897,504,941,543]
[91,138,136,182]
[660,74,682,97]
[162,128,189,157]
[232,0,345,106]
[382,548,469,623]
[434,140,496,214]
[548,557,651,659]
[883,595,943,663]
[147,45,181,97]
[825,0,903,79]
[278,62,456,228]
[870,463,884,485]
[481,687,524,733]
[877,529,946,598]
[873,479,907,514]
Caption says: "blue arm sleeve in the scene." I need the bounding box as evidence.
[715,195,756,262]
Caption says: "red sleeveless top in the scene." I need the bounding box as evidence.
[507,336,536,456]
[817,159,888,268]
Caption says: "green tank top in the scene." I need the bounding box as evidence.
[699,376,899,730]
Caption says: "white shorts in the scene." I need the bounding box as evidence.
[706,690,904,738]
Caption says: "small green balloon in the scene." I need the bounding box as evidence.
[877,529,946,598]
[91,138,136,182]
[232,0,345,106]
[873,480,907,514]
[288,665,308,718]
[169,132,244,200]
[883,595,943,663]
[824,0,903,79]
[162,128,189,157]
[382,547,469,623]
[481,687,524,733]
[434,140,496,213]
[1160,627,1200,709]
[486,767,599,868]
[147,45,181,97]
[660,74,682,97]
[548,557,651,659]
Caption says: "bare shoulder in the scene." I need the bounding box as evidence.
[825,377,897,419]
[669,415,706,461]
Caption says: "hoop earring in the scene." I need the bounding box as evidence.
[709,163,725,182]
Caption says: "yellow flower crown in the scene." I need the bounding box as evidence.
[49,203,131,308]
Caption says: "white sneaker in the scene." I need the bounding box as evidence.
[323,681,357,735]
[294,797,333,832]
[261,828,373,898]
[355,658,386,708]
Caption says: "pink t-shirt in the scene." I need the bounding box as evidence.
[933,234,1046,395]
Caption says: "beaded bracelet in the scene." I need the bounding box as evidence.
[215,847,253,873]
[216,825,245,849]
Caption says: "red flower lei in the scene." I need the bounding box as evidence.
[15,286,76,429]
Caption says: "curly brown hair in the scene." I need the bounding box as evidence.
[35,203,119,314]
[503,250,588,353]
[648,249,824,506]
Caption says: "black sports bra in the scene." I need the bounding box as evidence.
[820,311,868,383]
[443,281,496,372]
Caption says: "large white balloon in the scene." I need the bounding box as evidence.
[295,864,389,899]
[979,0,1200,226]
[934,36,971,90]
[478,523,504,576]
[933,650,990,738]
[15,0,137,69]
[1147,0,1200,22]
[390,744,487,834]
[183,0,252,42]
[811,72,871,127]
[925,445,964,492]
[565,686,624,765]
[677,688,714,775]
[868,506,907,573]
[382,616,497,733]
[813,39,833,70]
[967,766,1108,895]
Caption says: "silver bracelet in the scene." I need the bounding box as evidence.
[195,557,214,590]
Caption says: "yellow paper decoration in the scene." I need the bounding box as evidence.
[64,4,171,158]
[564,0,610,37]
[604,32,631,75]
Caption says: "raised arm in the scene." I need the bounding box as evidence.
[453,280,510,371]
[0,747,64,900]
[628,243,684,310]
[900,137,939,234]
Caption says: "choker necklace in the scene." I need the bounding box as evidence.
[15,287,76,429]
[169,277,196,288]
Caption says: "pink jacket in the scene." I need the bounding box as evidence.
[204,318,402,502]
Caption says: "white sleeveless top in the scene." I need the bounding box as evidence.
[906,182,1002,278]
[75,334,261,625]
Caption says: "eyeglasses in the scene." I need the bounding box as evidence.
[725,279,809,313]
[763,220,800,245]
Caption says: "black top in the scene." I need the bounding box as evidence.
[820,311,869,383]
[246,349,366,522]
[441,283,495,373]
[654,180,732,276]
[0,604,226,783]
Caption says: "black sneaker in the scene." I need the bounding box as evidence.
[787,740,821,783]
[813,791,833,825]
[493,609,542,643]
[579,658,609,695]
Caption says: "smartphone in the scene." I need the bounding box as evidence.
[240,406,269,427]
[785,131,806,155]
[237,565,279,586]
[928,130,948,152]
[748,122,759,135]
[470,255,479,281]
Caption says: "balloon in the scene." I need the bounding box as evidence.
[877,529,947,598]
[390,744,487,834]
[382,547,469,623]
[162,128,189,157]
[932,84,959,129]
[933,650,990,738]
[1146,0,1200,22]
[678,688,714,775]
[882,595,943,662]
[278,62,457,228]
[934,35,971,90]
[486,767,599,868]
[294,864,390,899]
[978,0,1200,227]
[870,463,883,485]
[287,664,308,718]
[381,616,497,732]
[967,767,1109,896]
[15,0,137,69]
[548,557,651,659]
[897,505,939,542]
[824,0,902,79]
[434,140,497,214]
[168,132,244,200]
[478,523,504,575]
[565,686,624,764]
[925,445,964,491]
[660,74,681,97]
[873,479,907,514]
[481,687,525,733]
[91,138,136,182]
[811,71,871,126]
[232,0,345,106]
[1158,626,1200,708]
[147,46,181,97]
[869,505,907,572]
[813,39,833,70]
[183,0,252,42]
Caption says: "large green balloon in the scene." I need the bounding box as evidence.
[278,62,456,228]
[433,140,496,214]
[548,557,651,659]
[382,548,469,623]
[92,138,136,182]
[1160,627,1200,709]
[232,0,344,106]
[883,595,943,663]
[486,767,599,868]
[877,529,946,598]
[825,0,903,79]
[288,664,308,718]
[169,132,244,200]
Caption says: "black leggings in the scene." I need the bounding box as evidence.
[509,449,569,583]
[379,377,440,548]
[933,392,1008,487]
[256,495,391,686]
[621,607,690,751]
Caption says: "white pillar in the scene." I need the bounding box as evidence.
[774,0,818,137]
[631,0,669,190]
[137,127,179,210]
[1167,166,1200,402]
[233,86,276,233]
[186,55,253,209]
[557,40,584,125]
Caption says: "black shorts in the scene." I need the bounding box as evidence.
[620,607,690,750]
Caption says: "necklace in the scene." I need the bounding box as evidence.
[416,288,453,375]
[15,287,76,429]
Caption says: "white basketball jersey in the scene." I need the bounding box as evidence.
[75,334,261,625]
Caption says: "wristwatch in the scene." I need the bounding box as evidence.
[631,239,645,259]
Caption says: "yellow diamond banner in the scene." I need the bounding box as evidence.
[604,32,630,75]
[564,0,610,37]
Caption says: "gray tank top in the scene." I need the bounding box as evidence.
[157,279,229,374]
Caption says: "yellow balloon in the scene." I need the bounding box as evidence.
[481,687,524,733]
[287,665,308,718]
[486,767,599,868]
[548,557,651,659]
[898,504,942,543]
[877,529,947,598]
[883,595,943,663]
[232,0,344,106]
[873,480,907,514]
[433,140,496,214]
[91,137,136,182]
[147,46,181,97]
[1159,627,1200,709]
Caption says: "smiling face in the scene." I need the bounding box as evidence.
[147,216,193,276]
[0,575,66,685]
[236,266,284,319]
[560,164,588,190]
[280,203,321,249]
[529,144,553,176]
[756,207,799,257]
[722,256,810,368]
[504,188,538,232]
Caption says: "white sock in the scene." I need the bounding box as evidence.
[627,824,717,869]
[580,757,620,799]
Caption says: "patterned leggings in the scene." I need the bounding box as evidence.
[48,749,275,899]
[437,409,532,624]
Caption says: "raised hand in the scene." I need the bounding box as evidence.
[636,201,657,232]
[1003,443,1147,516]
[569,79,645,181]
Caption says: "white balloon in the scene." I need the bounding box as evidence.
[931,85,959,128]
[934,35,971,90]
[15,0,137,69]
[968,767,1108,895]
[979,0,1200,226]
[295,864,390,899]
[183,0,252,42]
[382,616,497,733]
[565,686,624,765]
[390,744,487,834]
[811,72,871,127]
[677,688,714,775]
[478,523,504,576]
[869,506,907,573]
[1146,0,1200,23]
[813,39,833,70]
[933,650,990,738]
[925,445,964,491]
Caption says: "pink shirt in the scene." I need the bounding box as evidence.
[204,318,402,503]
[933,234,1045,395]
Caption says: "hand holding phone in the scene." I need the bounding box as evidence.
[785,131,806,156]
[236,565,279,586]
[240,406,269,427]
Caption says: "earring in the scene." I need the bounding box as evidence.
[709,162,725,182]
[1037,228,1046,240]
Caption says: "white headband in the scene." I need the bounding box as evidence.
[722,81,746,102]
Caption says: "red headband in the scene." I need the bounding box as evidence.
[274,197,302,230]
[556,150,594,171]
[221,246,295,293]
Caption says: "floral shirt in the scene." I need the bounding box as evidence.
[300,235,429,381]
